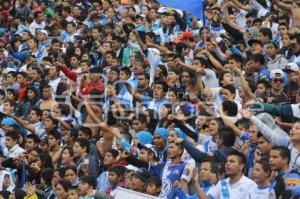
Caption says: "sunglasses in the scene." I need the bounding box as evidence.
[272,78,284,83]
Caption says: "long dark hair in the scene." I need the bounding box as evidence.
[146,109,159,134]
[39,152,53,169]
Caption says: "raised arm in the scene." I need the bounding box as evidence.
[123,82,143,101]
[84,101,114,156]
[177,61,197,71]
[12,116,36,134]
[177,138,209,163]
[134,30,147,52]
[56,62,77,82]
[171,117,198,142]
[232,0,253,12]
[222,2,244,31]
[232,66,253,98]
[241,110,290,146]
[192,168,210,199]
[204,50,227,73]
[190,94,215,116]
[219,107,243,138]
[125,155,149,169]
[146,42,173,55]
[272,0,293,12]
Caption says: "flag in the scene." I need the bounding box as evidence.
[20,163,26,189]
[156,0,205,22]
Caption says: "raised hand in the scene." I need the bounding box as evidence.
[192,168,200,183]
[241,109,253,119]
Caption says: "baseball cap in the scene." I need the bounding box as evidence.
[1,118,17,126]
[270,69,285,79]
[136,14,146,19]
[266,41,279,49]
[6,56,14,61]
[136,131,153,145]
[248,37,263,46]
[137,143,158,159]
[132,168,151,182]
[154,128,169,143]
[2,68,17,74]
[124,164,139,172]
[157,7,183,17]
[284,63,299,73]
[174,32,193,44]
[37,29,48,37]
[0,28,5,36]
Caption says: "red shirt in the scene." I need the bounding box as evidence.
[18,82,28,102]
[81,81,105,95]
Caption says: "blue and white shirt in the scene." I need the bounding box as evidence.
[208,176,257,199]
[246,185,276,199]
[150,159,191,199]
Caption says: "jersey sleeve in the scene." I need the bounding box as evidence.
[207,181,221,199]
[180,159,195,183]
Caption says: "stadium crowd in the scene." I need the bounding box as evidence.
[0,0,299,198]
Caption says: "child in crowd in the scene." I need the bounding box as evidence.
[106,166,125,196]
[145,175,162,196]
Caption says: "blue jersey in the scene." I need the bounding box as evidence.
[150,159,187,199]
[173,181,214,199]
[258,66,270,81]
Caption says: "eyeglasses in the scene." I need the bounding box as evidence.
[272,78,284,83]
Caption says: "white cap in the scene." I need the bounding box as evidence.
[157,7,183,17]
[125,164,139,171]
[37,29,48,37]
[284,63,299,72]
[2,68,16,74]
[270,69,285,79]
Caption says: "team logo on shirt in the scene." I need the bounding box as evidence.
[160,179,172,197]
[172,169,179,175]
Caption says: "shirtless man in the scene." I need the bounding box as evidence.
[40,84,58,111]
[273,0,300,28]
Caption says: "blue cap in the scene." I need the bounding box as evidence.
[173,128,187,140]
[154,128,169,143]
[1,118,16,126]
[180,104,196,116]
[136,131,153,145]
[14,24,29,37]
[0,28,5,35]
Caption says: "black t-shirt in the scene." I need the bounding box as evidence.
[269,91,289,104]
[286,82,299,104]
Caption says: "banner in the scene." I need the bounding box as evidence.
[114,187,159,199]
[156,0,205,22]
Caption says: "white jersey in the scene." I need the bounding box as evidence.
[208,175,257,199]
[246,185,276,199]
